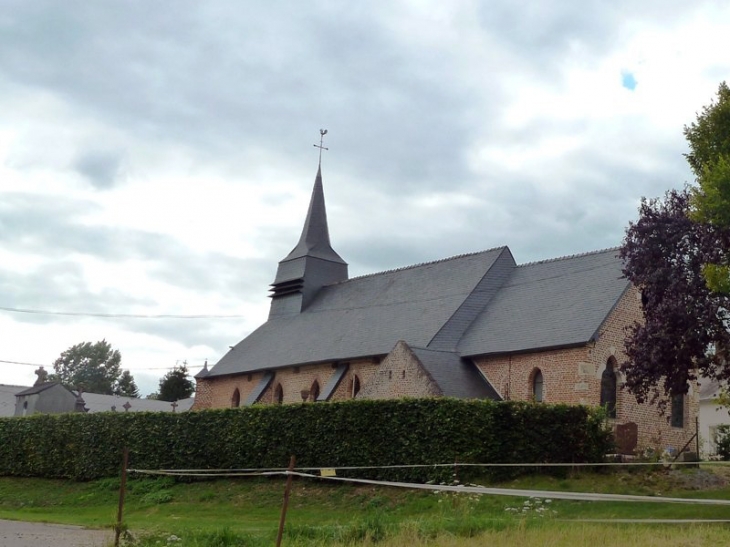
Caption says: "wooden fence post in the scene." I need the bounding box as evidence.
[275,455,296,547]
[114,447,129,547]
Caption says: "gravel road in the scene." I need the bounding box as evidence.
[0,519,111,547]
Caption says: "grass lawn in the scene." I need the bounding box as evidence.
[1,467,730,545]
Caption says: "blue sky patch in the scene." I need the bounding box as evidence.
[621,70,637,90]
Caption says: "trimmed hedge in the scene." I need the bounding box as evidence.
[0,399,612,481]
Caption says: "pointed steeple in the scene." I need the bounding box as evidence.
[281,165,346,264]
[269,164,348,317]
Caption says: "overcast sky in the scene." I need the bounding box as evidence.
[1,1,729,396]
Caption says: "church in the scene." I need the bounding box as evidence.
[192,162,697,453]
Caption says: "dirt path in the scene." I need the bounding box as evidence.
[0,519,112,547]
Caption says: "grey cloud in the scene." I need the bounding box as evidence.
[476,0,702,74]
[0,191,275,314]
[115,317,239,356]
[0,1,490,193]
[0,261,153,326]
[74,149,124,189]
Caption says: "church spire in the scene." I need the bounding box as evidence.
[281,164,346,264]
[268,132,348,317]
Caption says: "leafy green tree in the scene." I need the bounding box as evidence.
[116,369,139,398]
[686,82,730,292]
[51,340,138,396]
[157,363,195,402]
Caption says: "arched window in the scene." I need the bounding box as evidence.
[532,369,544,403]
[231,388,241,408]
[274,384,284,404]
[671,393,684,428]
[310,380,320,402]
[352,375,361,398]
[600,358,617,418]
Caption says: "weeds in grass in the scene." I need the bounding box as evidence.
[122,528,270,547]
[503,497,556,519]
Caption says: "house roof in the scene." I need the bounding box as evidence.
[209,247,508,377]
[1,383,193,416]
[15,382,68,397]
[457,248,629,357]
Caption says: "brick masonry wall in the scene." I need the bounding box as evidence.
[475,286,699,452]
[194,341,439,408]
[357,341,440,400]
[190,378,212,410]
[196,359,382,407]
[191,371,270,409]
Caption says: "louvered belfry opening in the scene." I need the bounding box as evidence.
[269,278,304,299]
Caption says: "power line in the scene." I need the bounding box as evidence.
[0,359,45,367]
[0,305,245,319]
[0,359,205,370]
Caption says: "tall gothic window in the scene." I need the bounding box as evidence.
[600,358,617,419]
[532,369,544,403]
[274,384,284,404]
[352,375,361,398]
[231,388,241,408]
[671,393,684,428]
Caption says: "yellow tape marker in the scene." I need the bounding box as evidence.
[320,468,337,477]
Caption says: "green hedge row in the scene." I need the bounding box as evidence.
[0,399,612,482]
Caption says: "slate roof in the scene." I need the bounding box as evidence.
[410,347,500,399]
[280,165,346,266]
[209,247,508,377]
[457,248,629,357]
[15,382,66,397]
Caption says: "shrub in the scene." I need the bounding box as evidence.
[0,399,612,481]
[715,424,730,460]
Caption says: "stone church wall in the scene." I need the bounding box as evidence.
[356,341,440,399]
[475,287,698,453]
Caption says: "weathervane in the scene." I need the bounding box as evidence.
[313,128,328,165]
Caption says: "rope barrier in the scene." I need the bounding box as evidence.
[286,471,730,505]
[130,460,730,475]
[128,466,730,506]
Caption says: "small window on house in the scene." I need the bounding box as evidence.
[352,375,361,398]
[671,393,684,428]
[532,369,544,403]
[388,370,392,380]
[23,401,28,410]
[600,358,617,419]
[274,384,284,404]
[310,380,320,402]
[231,388,241,408]
[402,370,406,379]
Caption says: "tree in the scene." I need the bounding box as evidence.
[157,363,195,402]
[116,369,139,398]
[620,83,730,404]
[686,82,730,292]
[51,340,138,396]
[619,189,730,405]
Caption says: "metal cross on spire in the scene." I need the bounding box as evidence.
[313,128,329,165]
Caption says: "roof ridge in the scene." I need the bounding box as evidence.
[411,346,460,355]
[517,246,620,268]
[339,246,508,284]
